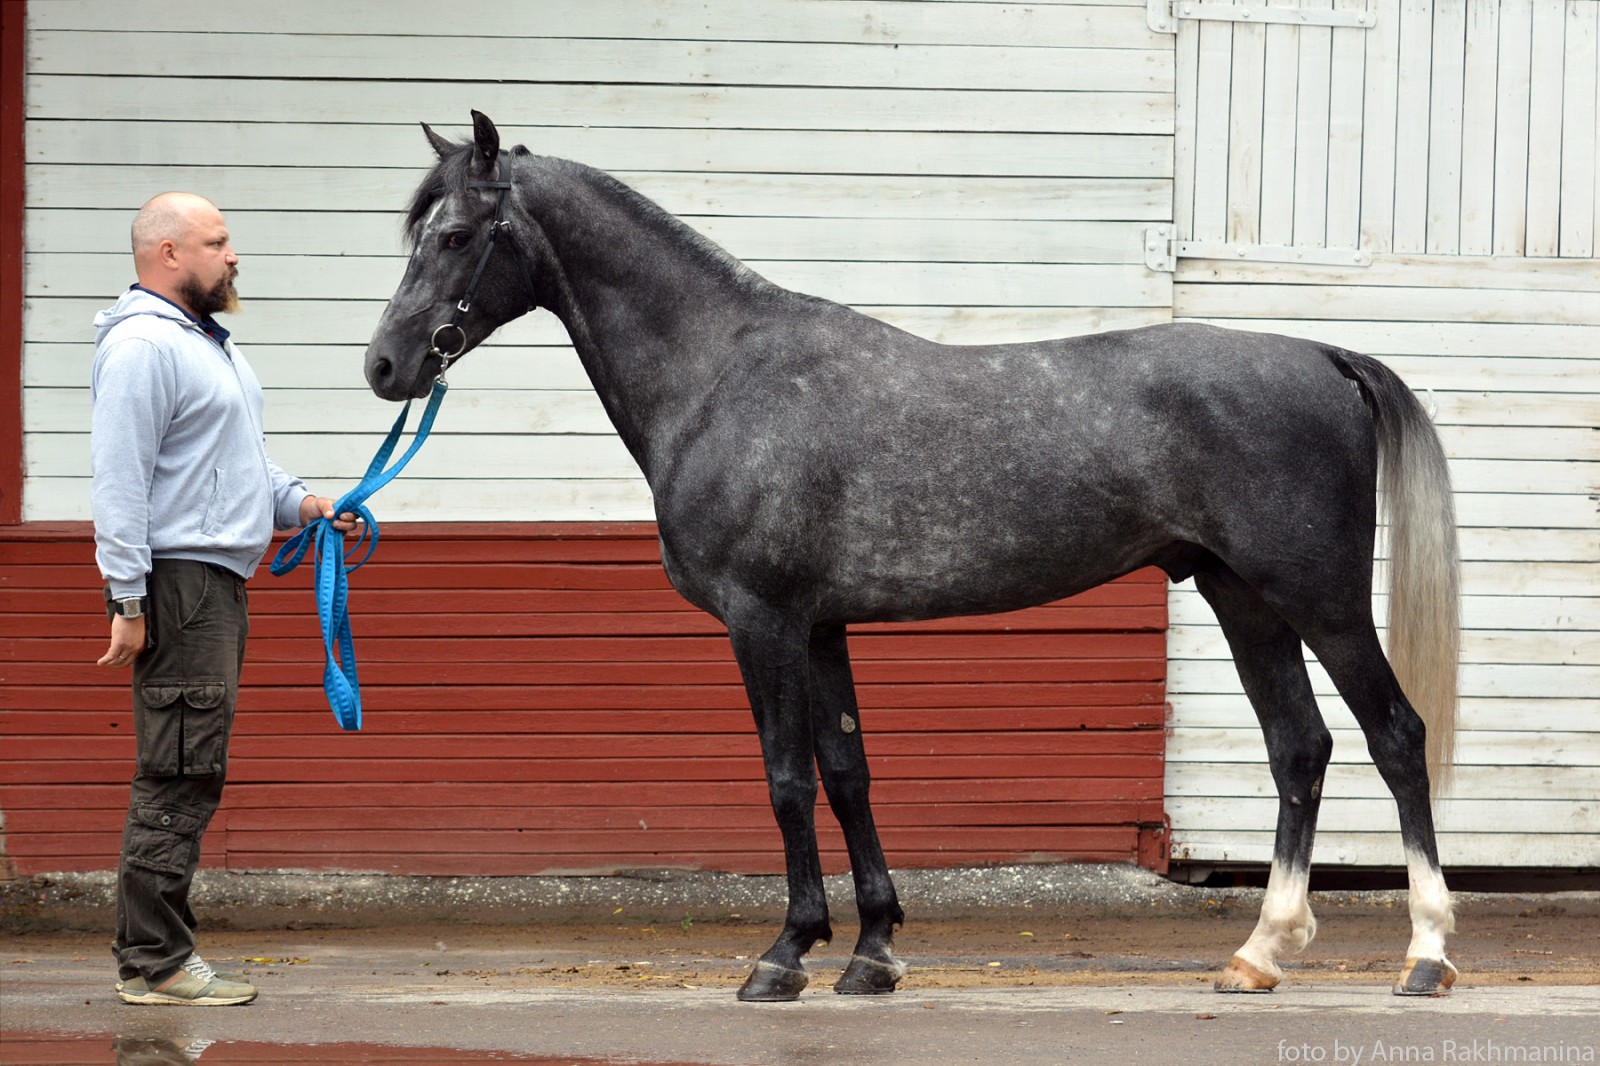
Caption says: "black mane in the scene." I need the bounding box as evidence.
[401,143,765,294]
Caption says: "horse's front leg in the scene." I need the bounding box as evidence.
[728,608,831,1002]
[808,625,906,994]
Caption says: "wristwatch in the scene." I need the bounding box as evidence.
[112,597,147,620]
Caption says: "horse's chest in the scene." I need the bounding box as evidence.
[655,535,728,622]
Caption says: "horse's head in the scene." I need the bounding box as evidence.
[366,111,536,400]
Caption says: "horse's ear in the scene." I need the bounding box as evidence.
[470,110,500,173]
[421,122,456,160]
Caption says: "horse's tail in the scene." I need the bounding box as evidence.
[1331,350,1461,797]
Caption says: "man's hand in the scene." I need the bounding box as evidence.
[299,495,361,534]
[97,614,146,668]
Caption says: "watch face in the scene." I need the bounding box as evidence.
[119,600,142,619]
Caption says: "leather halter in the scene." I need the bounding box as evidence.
[427,150,538,383]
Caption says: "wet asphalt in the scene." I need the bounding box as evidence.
[3,865,1597,1065]
[4,944,1597,1066]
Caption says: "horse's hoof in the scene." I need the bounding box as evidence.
[834,953,907,995]
[1214,955,1279,993]
[736,961,809,1002]
[1393,956,1457,996]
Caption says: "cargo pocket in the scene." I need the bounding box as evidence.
[137,680,228,776]
[125,803,204,876]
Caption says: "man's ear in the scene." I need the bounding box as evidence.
[470,110,500,176]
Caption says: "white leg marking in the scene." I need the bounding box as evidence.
[1234,861,1316,979]
[1404,849,1455,962]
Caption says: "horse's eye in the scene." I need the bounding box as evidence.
[445,231,470,250]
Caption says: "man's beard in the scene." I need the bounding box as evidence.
[179,269,240,318]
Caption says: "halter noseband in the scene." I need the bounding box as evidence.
[427,150,538,384]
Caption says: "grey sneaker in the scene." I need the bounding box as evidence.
[117,953,245,993]
[118,956,257,1006]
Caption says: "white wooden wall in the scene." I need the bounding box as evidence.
[1164,0,1600,868]
[19,0,1597,868]
[21,0,1173,522]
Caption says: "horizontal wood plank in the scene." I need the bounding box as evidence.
[26,252,1174,307]
[28,32,1175,94]
[23,166,1174,220]
[23,123,1173,179]
[1169,833,1600,868]
[26,1,1166,50]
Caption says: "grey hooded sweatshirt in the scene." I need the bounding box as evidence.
[91,287,309,599]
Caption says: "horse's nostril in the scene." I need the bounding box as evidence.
[374,358,394,382]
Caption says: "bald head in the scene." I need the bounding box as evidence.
[131,192,220,258]
[130,192,240,317]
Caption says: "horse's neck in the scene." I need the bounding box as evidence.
[529,162,771,474]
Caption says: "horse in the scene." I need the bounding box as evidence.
[364,111,1462,1001]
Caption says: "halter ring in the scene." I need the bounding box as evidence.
[428,322,468,386]
[428,321,467,360]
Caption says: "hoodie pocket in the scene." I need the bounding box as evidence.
[200,468,224,536]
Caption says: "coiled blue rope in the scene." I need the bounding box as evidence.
[270,381,448,730]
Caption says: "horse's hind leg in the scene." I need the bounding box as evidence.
[808,625,907,994]
[1196,568,1333,993]
[726,606,832,1002]
[1301,625,1456,996]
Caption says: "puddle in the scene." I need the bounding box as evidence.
[0,1032,710,1065]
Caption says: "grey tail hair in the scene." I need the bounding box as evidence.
[1331,350,1461,798]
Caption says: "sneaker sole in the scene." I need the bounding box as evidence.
[117,987,258,1006]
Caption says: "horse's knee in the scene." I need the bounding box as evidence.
[766,768,818,818]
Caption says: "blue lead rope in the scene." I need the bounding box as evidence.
[270,380,449,730]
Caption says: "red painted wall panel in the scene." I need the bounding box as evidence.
[0,523,1168,878]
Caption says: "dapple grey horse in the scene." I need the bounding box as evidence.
[366,112,1461,1001]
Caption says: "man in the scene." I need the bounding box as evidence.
[91,192,357,1006]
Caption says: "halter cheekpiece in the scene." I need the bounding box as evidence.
[427,150,537,384]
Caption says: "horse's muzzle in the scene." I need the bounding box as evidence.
[366,353,435,401]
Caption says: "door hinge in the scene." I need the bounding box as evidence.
[1149,0,1376,34]
[1145,226,1373,272]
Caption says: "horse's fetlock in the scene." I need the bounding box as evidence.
[780,914,832,948]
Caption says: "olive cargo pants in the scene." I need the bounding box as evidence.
[111,559,248,983]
